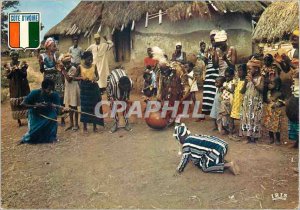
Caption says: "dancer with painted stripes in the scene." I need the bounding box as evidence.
[201,30,220,116]
[173,116,239,175]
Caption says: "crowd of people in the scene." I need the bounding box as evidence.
[3,28,299,153]
[142,29,299,148]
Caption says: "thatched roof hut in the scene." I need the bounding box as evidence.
[45,1,267,37]
[45,2,103,37]
[252,1,299,43]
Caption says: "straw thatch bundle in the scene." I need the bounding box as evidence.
[167,1,210,21]
[45,1,103,37]
[46,1,266,37]
[252,1,299,42]
[211,1,266,14]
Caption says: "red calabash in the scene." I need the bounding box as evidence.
[145,111,168,130]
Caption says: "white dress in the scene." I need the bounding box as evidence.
[63,66,80,107]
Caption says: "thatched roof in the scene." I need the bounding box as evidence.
[45,1,267,38]
[45,1,103,37]
[252,1,299,42]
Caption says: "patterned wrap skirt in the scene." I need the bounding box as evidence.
[80,80,104,125]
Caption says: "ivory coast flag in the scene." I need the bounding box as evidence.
[9,13,40,49]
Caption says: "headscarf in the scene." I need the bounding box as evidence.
[293,29,299,37]
[173,123,191,143]
[61,53,72,62]
[44,37,55,49]
[94,33,100,39]
[10,50,19,57]
[247,57,262,68]
[175,42,182,47]
[214,30,227,43]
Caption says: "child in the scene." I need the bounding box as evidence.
[77,51,104,133]
[185,61,198,105]
[217,67,235,134]
[264,77,284,145]
[230,64,247,139]
[240,58,264,143]
[210,76,226,131]
[142,65,157,98]
[59,53,80,131]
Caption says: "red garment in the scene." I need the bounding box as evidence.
[144,57,158,68]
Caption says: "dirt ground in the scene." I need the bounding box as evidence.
[1,57,299,209]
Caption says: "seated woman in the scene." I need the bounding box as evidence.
[20,79,61,144]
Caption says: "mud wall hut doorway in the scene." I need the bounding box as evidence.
[113,26,131,62]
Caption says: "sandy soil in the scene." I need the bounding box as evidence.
[1,57,299,209]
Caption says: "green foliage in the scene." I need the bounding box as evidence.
[1,66,9,88]
[1,1,19,44]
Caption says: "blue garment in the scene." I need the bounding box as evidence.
[210,89,221,119]
[22,89,60,144]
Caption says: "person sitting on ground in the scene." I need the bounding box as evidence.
[20,79,63,144]
[171,42,187,64]
[173,116,240,175]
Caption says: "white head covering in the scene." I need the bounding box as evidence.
[214,30,227,42]
[94,33,101,39]
[44,37,55,48]
[173,123,191,141]
[175,42,182,47]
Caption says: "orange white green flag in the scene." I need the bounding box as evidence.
[8,13,41,49]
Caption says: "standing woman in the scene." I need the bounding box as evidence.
[201,30,220,117]
[213,30,237,77]
[39,37,65,124]
[240,58,264,144]
[77,51,104,133]
[4,51,30,126]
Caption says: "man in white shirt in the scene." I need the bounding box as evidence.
[86,33,114,94]
[68,36,83,68]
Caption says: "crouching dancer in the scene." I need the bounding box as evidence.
[173,117,240,175]
[20,79,62,144]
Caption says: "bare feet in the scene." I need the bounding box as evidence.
[226,161,240,175]
[65,126,73,131]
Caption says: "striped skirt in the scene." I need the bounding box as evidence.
[80,81,104,126]
[202,61,219,115]
[10,96,28,120]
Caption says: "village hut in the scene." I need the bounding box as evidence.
[252,0,299,43]
[45,1,268,64]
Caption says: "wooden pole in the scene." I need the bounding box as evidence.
[159,10,162,24]
[131,20,135,31]
[145,12,149,28]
